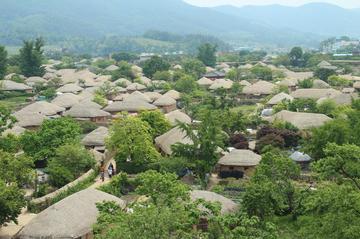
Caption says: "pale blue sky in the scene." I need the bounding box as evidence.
[185,0,360,8]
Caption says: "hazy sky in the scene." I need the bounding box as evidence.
[185,0,360,8]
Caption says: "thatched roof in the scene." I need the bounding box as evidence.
[269,110,332,129]
[197,77,214,86]
[4,73,26,81]
[267,92,294,105]
[56,69,97,85]
[81,127,109,147]
[153,95,176,107]
[312,80,330,89]
[25,77,47,86]
[218,149,261,167]
[155,127,192,155]
[239,80,251,86]
[342,88,355,94]
[124,91,152,103]
[144,92,162,101]
[205,66,215,73]
[284,70,313,81]
[318,61,337,70]
[2,125,26,136]
[51,93,82,108]
[317,93,354,105]
[163,90,180,100]
[20,102,65,116]
[279,78,298,87]
[57,84,83,94]
[239,63,253,69]
[127,82,146,91]
[209,79,233,90]
[15,189,126,239]
[13,111,46,128]
[242,81,276,95]
[290,89,341,100]
[165,110,191,126]
[0,80,32,91]
[113,93,130,101]
[104,99,156,113]
[354,81,360,89]
[139,76,152,86]
[339,74,360,82]
[173,64,182,70]
[190,190,238,215]
[64,102,110,118]
[105,65,119,71]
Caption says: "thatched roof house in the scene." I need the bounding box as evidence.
[105,64,119,71]
[125,91,152,103]
[57,84,83,94]
[242,80,276,96]
[104,99,156,114]
[197,77,214,87]
[267,92,294,106]
[155,127,192,155]
[209,79,233,90]
[163,90,181,100]
[290,89,342,100]
[165,110,192,126]
[312,80,330,89]
[190,190,238,215]
[268,110,332,129]
[20,102,65,116]
[284,70,313,81]
[64,102,110,123]
[317,93,355,105]
[342,88,355,94]
[0,80,32,92]
[127,83,146,92]
[13,111,46,129]
[81,127,109,148]
[144,92,162,102]
[318,60,337,70]
[279,78,298,87]
[139,76,152,86]
[15,189,126,239]
[51,93,82,109]
[153,95,177,113]
[354,81,360,89]
[25,77,47,86]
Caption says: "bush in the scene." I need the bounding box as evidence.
[98,172,135,197]
[229,133,249,149]
[149,157,192,176]
[255,134,285,153]
[298,78,314,88]
[79,121,98,134]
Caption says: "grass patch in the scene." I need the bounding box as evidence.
[0,96,29,111]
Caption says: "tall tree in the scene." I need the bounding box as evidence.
[19,38,45,77]
[142,56,170,78]
[107,114,161,170]
[0,45,7,79]
[289,47,303,67]
[0,104,16,134]
[197,43,217,67]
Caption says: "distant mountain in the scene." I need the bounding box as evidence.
[214,3,360,37]
[0,0,320,47]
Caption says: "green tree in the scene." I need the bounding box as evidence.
[288,98,317,112]
[111,61,134,80]
[314,68,336,82]
[138,110,171,138]
[172,110,225,180]
[0,180,26,226]
[153,71,172,82]
[250,66,273,81]
[174,75,198,94]
[0,45,7,79]
[21,117,81,161]
[107,114,160,170]
[47,144,95,188]
[0,150,34,225]
[328,75,351,87]
[317,99,337,117]
[135,170,189,205]
[298,78,314,88]
[19,38,45,77]
[289,47,303,67]
[182,58,206,78]
[197,43,217,67]
[243,151,301,220]
[142,56,170,78]
[306,120,352,159]
[112,52,137,62]
[0,104,16,134]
